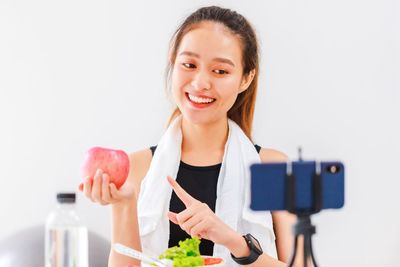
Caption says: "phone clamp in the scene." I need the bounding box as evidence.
[285,162,322,267]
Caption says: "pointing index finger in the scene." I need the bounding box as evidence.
[167,176,195,207]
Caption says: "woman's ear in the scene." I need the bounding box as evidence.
[239,69,256,93]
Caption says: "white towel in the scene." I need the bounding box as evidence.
[137,116,277,266]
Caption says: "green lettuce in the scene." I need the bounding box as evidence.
[159,237,204,267]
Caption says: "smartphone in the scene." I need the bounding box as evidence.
[250,161,345,211]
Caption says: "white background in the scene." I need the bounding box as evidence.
[0,0,399,266]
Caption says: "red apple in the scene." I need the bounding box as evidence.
[80,147,130,190]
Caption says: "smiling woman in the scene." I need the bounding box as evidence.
[80,6,295,267]
[170,21,255,126]
[166,9,258,137]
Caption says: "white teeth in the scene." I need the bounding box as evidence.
[188,94,215,104]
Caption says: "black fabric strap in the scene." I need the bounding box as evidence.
[149,145,157,156]
[231,234,263,265]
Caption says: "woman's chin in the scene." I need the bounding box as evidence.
[176,101,226,126]
[181,112,220,126]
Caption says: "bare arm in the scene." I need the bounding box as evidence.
[108,149,152,267]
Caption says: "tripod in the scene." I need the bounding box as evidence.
[286,162,322,267]
[287,214,318,267]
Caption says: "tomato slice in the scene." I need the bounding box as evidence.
[203,257,223,265]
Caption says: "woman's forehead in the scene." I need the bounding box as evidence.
[177,21,243,64]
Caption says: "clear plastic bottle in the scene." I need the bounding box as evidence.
[45,193,88,267]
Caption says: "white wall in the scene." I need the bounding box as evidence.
[1,0,399,266]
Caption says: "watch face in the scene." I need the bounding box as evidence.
[247,234,263,254]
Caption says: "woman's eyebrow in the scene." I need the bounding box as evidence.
[213,57,235,67]
[179,51,235,67]
[179,51,200,58]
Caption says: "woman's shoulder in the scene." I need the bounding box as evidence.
[126,148,153,188]
[258,147,288,163]
[128,147,153,162]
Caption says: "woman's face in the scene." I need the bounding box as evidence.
[171,21,251,125]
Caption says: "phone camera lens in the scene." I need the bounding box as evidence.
[327,164,340,174]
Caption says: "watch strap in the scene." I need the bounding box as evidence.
[230,234,262,265]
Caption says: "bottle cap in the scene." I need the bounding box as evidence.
[56,193,76,203]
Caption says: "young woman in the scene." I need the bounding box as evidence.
[82,6,301,267]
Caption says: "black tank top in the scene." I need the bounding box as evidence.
[149,144,262,256]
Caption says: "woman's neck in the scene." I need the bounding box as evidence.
[180,117,228,164]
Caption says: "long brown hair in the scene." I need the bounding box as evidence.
[165,6,260,140]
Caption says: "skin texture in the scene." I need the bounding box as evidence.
[81,21,303,267]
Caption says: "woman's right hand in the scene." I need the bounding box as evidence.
[79,168,135,205]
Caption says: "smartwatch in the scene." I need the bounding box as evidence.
[231,234,263,265]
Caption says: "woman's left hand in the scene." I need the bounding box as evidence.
[166,175,238,246]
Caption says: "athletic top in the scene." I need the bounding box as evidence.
[149,144,262,255]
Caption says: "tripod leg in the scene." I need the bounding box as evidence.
[303,234,309,267]
[309,235,318,267]
[287,235,299,267]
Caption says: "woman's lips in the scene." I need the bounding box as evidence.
[185,92,216,109]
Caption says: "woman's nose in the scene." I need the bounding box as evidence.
[190,70,211,91]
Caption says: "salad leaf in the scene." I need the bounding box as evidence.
[173,256,204,267]
[159,237,204,267]
[159,246,186,260]
[178,237,201,257]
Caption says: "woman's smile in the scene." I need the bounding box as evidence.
[185,92,216,109]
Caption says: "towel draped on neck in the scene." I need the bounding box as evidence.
[137,116,277,266]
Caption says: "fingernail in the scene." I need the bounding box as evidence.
[96,169,102,176]
[102,174,107,182]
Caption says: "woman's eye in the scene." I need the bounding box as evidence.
[182,63,196,69]
[213,69,228,75]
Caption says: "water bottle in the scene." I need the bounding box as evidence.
[45,193,89,267]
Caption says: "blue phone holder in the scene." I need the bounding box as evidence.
[285,167,320,267]
[251,148,345,267]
